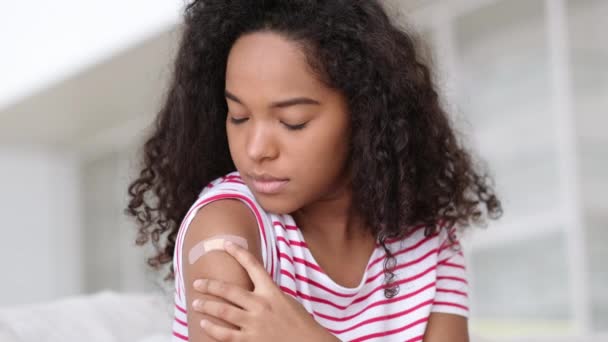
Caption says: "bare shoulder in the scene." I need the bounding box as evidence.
[184,198,262,252]
[182,198,264,286]
[181,198,264,341]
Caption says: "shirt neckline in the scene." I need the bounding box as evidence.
[284,214,382,294]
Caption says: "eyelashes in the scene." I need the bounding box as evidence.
[283,122,307,130]
[229,117,308,131]
[229,117,248,125]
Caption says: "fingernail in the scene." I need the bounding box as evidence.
[193,279,206,288]
[200,319,208,328]
[193,299,202,309]
[224,240,234,248]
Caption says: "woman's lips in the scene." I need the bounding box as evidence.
[248,174,289,194]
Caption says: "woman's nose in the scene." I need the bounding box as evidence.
[246,123,279,162]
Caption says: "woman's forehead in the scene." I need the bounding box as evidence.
[225,32,323,94]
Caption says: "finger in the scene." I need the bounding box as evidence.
[200,319,241,341]
[193,299,248,328]
[193,279,259,311]
[223,240,273,289]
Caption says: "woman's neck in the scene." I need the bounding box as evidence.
[292,181,370,246]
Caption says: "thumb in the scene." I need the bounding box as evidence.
[223,240,275,292]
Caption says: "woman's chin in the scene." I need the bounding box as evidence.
[253,194,300,216]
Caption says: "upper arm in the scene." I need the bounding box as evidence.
[181,199,264,342]
[423,312,469,342]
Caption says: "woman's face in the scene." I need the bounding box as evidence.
[225,31,351,214]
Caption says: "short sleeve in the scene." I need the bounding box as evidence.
[174,173,278,300]
[431,227,469,317]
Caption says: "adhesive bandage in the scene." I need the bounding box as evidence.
[188,234,249,264]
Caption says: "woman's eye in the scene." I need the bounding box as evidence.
[230,117,248,124]
[282,122,308,131]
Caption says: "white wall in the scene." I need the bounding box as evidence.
[0,148,81,306]
[81,147,161,296]
[0,145,164,307]
[0,1,181,110]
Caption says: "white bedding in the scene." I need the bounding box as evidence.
[0,291,172,342]
[1,291,605,342]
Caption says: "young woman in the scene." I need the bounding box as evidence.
[127,1,502,341]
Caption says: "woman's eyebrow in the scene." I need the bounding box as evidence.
[225,90,321,108]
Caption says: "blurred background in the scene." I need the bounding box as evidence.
[0,0,606,341]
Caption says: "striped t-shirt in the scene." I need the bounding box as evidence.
[172,171,468,341]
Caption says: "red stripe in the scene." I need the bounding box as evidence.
[437,254,464,265]
[350,317,428,342]
[280,247,438,299]
[366,248,438,284]
[439,241,461,253]
[280,269,296,281]
[294,273,359,298]
[290,265,437,310]
[436,276,468,284]
[222,179,246,185]
[278,246,438,297]
[326,299,433,334]
[176,304,186,314]
[280,285,298,298]
[175,317,187,327]
[313,282,436,322]
[276,236,308,247]
[438,261,465,270]
[293,256,324,273]
[274,225,438,296]
[436,288,468,297]
[277,253,324,273]
[278,252,294,264]
[433,301,469,311]
[376,223,428,245]
[408,335,424,342]
[173,331,188,341]
[277,252,325,273]
[273,221,298,230]
[368,229,437,270]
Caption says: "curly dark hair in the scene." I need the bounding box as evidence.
[127,0,502,297]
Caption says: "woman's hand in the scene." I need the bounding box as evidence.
[191,240,340,342]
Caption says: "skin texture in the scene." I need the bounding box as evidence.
[181,31,469,341]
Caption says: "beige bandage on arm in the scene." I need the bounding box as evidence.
[188,234,249,265]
